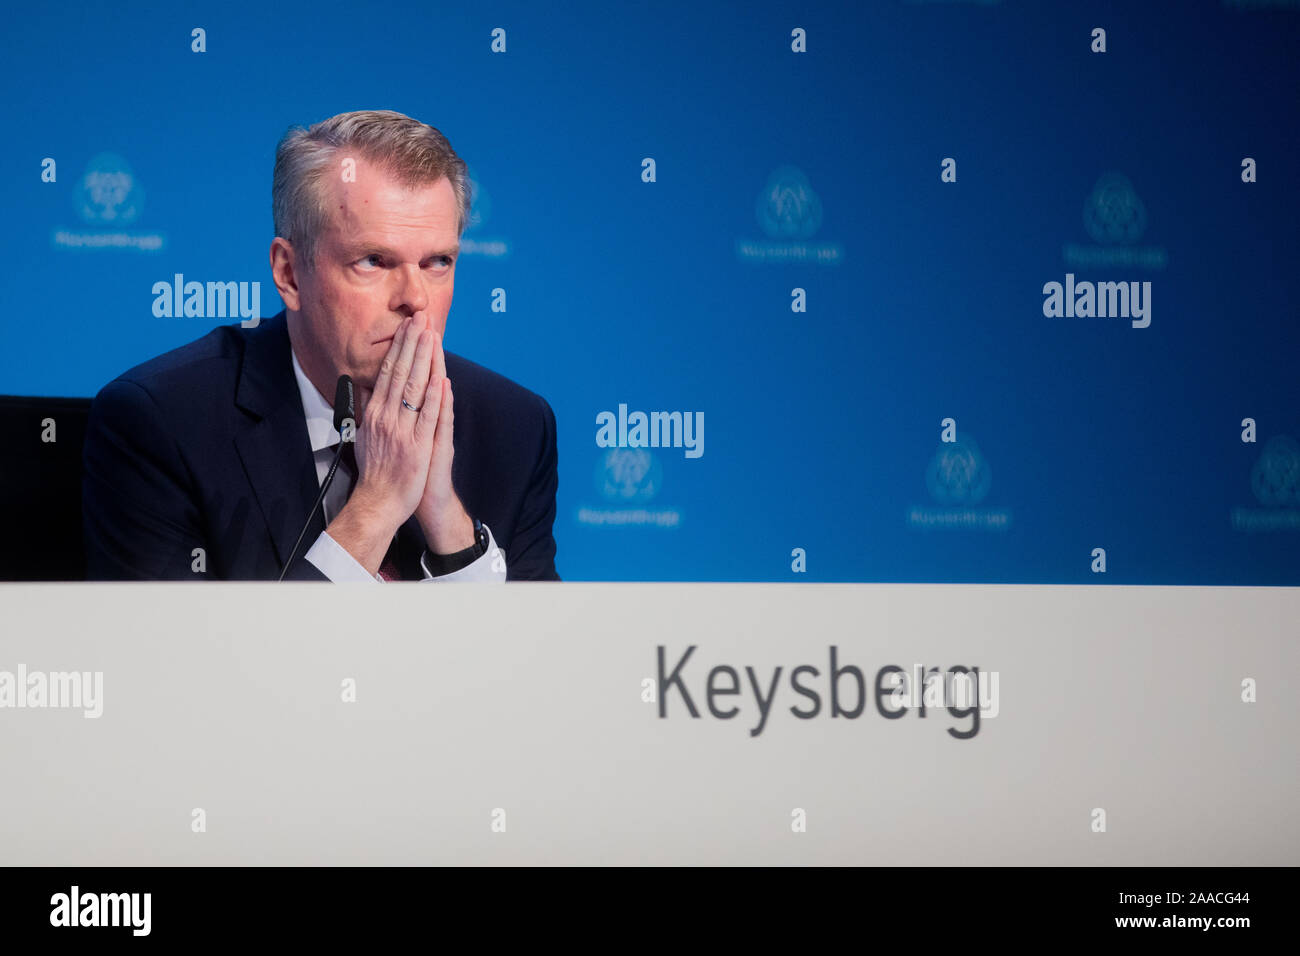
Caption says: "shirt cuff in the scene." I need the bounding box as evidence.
[306,531,383,583]
[418,524,507,583]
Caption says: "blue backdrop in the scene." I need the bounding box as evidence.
[3,0,1297,583]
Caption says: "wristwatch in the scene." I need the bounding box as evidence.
[422,515,489,575]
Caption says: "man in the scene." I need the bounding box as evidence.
[82,109,559,581]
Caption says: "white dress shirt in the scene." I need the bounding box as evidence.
[291,349,506,583]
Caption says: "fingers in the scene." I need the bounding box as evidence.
[370,315,411,412]
[431,323,446,382]
[404,317,435,416]
[434,378,454,457]
[412,374,444,448]
[385,314,425,416]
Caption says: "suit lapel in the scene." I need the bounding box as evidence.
[232,312,322,570]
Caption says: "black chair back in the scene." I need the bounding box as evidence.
[0,395,92,581]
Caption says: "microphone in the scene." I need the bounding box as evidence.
[331,374,355,434]
[278,375,356,581]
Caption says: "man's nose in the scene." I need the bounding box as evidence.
[390,262,429,315]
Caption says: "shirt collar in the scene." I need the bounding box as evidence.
[290,347,339,454]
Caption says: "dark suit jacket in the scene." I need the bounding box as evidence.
[82,311,559,581]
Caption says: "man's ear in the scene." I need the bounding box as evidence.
[269,237,302,312]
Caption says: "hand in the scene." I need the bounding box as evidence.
[326,312,441,574]
[414,330,475,554]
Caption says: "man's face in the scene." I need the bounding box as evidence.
[289,156,459,407]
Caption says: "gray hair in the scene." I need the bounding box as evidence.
[272,109,472,272]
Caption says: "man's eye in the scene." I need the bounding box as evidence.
[358,254,383,269]
[426,256,452,269]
